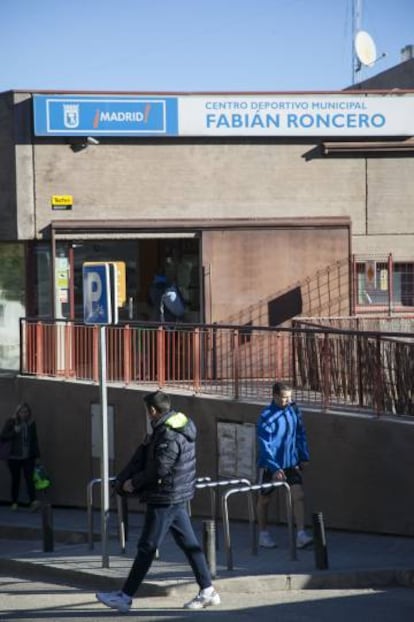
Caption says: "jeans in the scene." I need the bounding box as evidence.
[7,457,36,504]
[122,502,212,597]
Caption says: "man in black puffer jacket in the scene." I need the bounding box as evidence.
[96,390,220,613]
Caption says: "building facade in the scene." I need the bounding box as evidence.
[0,85,413,532]
[0,88,413,369]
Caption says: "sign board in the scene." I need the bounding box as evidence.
[365,260,376,290]
[33,93,414,138]
[51,195,73,206]
[83,261,126,308]
[113,261,126,307]
[34,95,178,136]
[82,262,118,325]
[217,421,256,482]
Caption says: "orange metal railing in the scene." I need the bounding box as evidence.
[20,318,414,416]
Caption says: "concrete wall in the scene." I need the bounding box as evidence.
[367,159,414,236]
[0,92,18,239]
[1,375,414,536]
[14,93,35,240]
[30,142,365,234]
[202,226,350,322]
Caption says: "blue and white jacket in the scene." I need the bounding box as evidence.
[257,401,310,473]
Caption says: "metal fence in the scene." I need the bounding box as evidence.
[20,318,414,416]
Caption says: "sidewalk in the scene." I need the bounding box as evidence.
[1,503,414,595]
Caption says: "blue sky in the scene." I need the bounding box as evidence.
[1,0,413,93]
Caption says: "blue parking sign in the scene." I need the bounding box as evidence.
[83,263,113,325]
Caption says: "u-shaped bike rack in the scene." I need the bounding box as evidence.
[86,477,127,552]
[222,481,296,570]
[86,476,296,569]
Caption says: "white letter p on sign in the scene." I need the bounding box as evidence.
[84,270,102,320]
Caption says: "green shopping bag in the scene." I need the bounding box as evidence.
[33,464,51,491]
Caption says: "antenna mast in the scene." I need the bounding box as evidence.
[352,0,385,84]
[352,0,363,83]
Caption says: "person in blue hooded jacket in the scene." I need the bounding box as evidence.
[96,390,220,613]
[256,382,313,549]
[148,271,185,323]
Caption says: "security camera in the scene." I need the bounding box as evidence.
[86,136,100,145]
[70,142,88,153]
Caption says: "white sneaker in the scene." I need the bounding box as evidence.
[183,589,221,609]
[96,590,132,613]
[258,531,277,548]
[296,531,313,549]
[30,500,41,512]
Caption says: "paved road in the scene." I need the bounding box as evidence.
[1,575,413,622]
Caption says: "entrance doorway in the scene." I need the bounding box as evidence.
[30,236,201,323]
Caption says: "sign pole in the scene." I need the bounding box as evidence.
[99,324,110,568]
[83,261,120,569]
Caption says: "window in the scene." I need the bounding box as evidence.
[356,260,414,308]
[394,263,414,306]
[357,261,389,305]
[0,243,25,369]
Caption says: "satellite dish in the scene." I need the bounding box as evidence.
[355,30,377,66]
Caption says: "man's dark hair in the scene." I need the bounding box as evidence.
[272,381,291,395]
[143,390,171,413]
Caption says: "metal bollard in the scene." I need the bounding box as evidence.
[42,503,54,552]
[312,511,328,569]
[121,496,129,541]
[202,520,216,579]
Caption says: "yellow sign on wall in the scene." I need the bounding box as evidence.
[113,261,126,307]
[51,195,73,206]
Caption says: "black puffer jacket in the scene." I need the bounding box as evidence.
[116,410,196,504]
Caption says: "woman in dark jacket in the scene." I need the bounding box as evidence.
[0,402,40,511]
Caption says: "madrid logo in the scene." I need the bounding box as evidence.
[63,104,80,129]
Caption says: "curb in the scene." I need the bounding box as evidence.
[0,557,172,596]
[1,556,413,593]
[207,568,414,592]
[0,526,89,545]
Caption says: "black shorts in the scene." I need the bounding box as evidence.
[258,467,303,495]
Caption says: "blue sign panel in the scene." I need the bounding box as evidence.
[83,263,112,325]
[33,95,179,136]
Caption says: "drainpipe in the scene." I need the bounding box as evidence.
[388,253,393,317]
